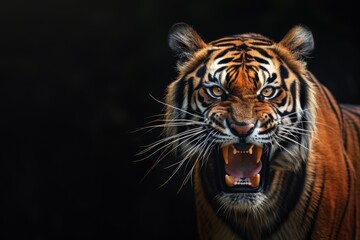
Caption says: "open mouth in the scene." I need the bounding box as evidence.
[217,143,269,193]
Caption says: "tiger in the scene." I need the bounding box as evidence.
[139,23,360,239]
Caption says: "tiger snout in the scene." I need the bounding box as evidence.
[229,122,255,137]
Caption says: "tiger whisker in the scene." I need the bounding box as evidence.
[275,108,314,120]
[138,146,172,184]
[278,130,301,143]
[149,94,205,120]
[135,127,205,161]
[157,150,198,190]
[145,117,206,125]
[200,134,218,169]
[159,130,211,188]
[279,126,313,138]
[159,129,218,192]
[164,131,208,170]
[159,129,210,170]
[150,131,205,171]
[183,130,217,173]
[136,127,204,155]
[272,137,298,161]
[280,124,315,134]
[136,121,207,131]
[140,129,208,183]
[276,133,310,151]
[180,131,218,192]
[131,118,206,134]
[280,129,312,138]
[180,132,212,171]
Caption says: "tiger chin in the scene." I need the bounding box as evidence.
[148,23,360,239]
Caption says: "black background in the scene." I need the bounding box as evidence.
[0,0,357,239]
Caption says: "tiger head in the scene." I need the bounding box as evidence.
[162,23,317,214]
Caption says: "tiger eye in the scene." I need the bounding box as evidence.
[211,86,224,97]
[261,86,274,98]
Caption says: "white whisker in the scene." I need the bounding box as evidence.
[149,94,205,120]
[135,127,205,161]
[136,127,204,156]
[272,137,297,160]
[179,130,218,192]
[276,133,310,151]
[139,128,208,183]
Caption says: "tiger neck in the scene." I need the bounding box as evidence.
[193,160,320,239]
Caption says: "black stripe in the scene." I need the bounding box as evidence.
[343,116,360,151]
[322,87,342,127]
[353,189,357,238]
[182,53,210,77]
[334,153,352,239]
[338,101,347,147]
[350,114,360,140]
[279,65,289,80]
[342,109,348,148]
[298,76,309,111]
[306,168,326,238]
[173,76,186,109]
[214,66,227,76]
[253,56,269,64]
[196,65,207,78]
[266,73,277,84]
[251,47,273,59]
[262,166,307,238]
[277,91,287,108]
[207,73,217,83]
[300,164,317,223]
[342,105,360,147]
[342,104,360,118]
[213,49,229,59]
[259,65,269,74]
[309,75,343,130]
[215,43,237,48]
[211,37,237,45]
[187,77,194,115]
[218,57,233,64]
[250,40,273,46]
[235,43,248,51]
[289,80,296,102]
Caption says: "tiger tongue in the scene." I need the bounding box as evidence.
[222,144,262,178]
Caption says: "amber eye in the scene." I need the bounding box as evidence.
[261,86,276,98]
[210,86,225,97]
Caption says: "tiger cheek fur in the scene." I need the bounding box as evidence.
[158,23,360,239]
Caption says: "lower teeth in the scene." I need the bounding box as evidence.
[225,174,260,188]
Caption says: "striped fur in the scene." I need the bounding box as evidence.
[150,23,360,239]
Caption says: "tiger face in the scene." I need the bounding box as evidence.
[164,23,316,213]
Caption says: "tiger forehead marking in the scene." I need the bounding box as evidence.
[203,38,277,88]
[189,37,296,118]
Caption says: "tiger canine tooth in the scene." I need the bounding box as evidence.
[231,144,240,155]
[225,174,235,187]
[233,147,239,155]
[255,146,263,163]
[250,174,260,187]
[248,144,254,155]
[222,145,229,164]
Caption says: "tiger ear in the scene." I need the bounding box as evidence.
[168,22,207,66]
[279,25,315,60]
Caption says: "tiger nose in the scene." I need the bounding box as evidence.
[230,122,255,136]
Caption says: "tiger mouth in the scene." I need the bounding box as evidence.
[218,143,268,193]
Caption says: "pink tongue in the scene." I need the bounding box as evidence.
[225,149,262,178]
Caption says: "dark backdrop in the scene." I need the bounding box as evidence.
[0,0,357,239]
